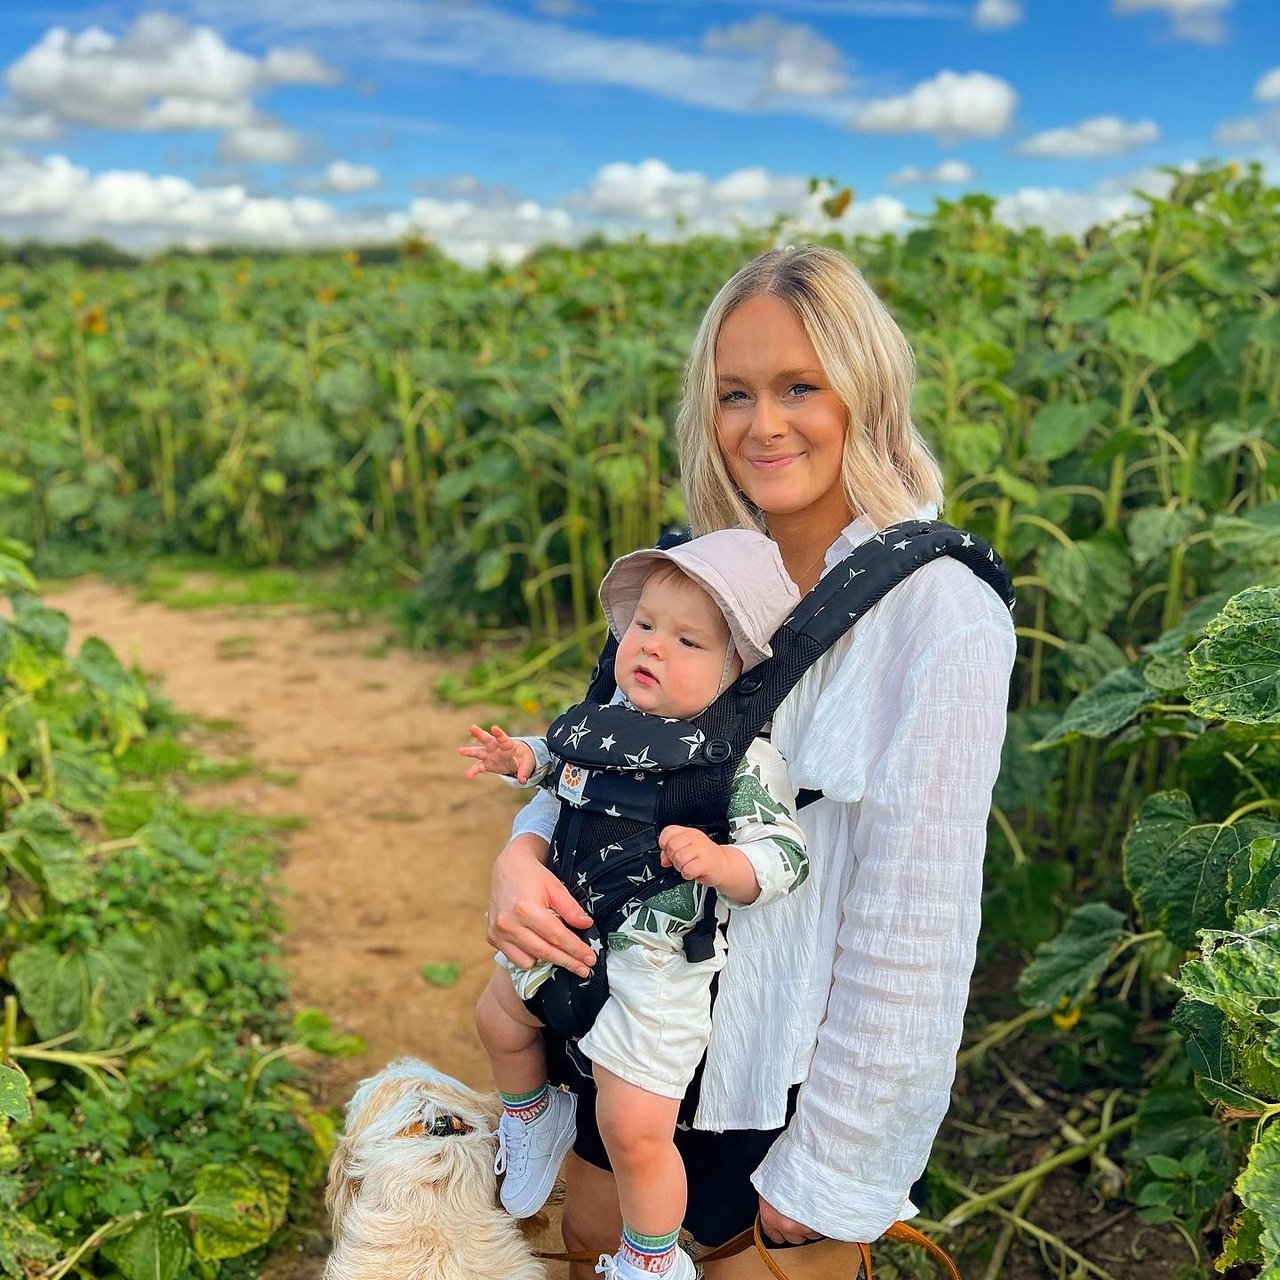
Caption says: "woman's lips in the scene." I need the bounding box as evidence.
[746,453,800,470]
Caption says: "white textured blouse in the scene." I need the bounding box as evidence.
[509,512,1017,1241]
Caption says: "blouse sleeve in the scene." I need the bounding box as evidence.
[509,786,559,843]
[752,609,1015,1241]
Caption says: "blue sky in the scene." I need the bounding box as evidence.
[0,0,1276,261]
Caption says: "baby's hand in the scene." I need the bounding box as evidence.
[658,825,728,888]
[459,724,537,783]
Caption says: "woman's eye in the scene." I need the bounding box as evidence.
[787,383,817,398]
[718,390,748,404]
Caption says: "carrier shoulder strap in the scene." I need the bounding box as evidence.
[717,519,1014,781]
[580,520,1013,808]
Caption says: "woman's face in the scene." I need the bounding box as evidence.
[714,295,850,526]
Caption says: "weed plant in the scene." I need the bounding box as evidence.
[0,544,360,1278]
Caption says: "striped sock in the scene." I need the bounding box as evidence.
[499,1083,550,1123]
[618,1224,681,1273]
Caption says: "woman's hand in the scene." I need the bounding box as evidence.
[459,723,537,782]
[758,1197,823,1247]
[487,832,597,978]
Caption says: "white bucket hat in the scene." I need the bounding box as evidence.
[598,529,802,676]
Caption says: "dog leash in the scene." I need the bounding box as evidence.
[534,1215,960,1278]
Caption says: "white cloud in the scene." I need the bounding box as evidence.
[703,17,848,98]
[405,194,574,265]
[0,151,358,245]
[0,147,579,264]
[0,146,1201,264]
[533,0,593,16]
[1255,67,1280,102]
[178,1,857,120]
[848,70,1016,139]
[217,121,303,164]
[1213,110,1280,148]
[143,97,256,131]
[572,157,907,236]
[316,159,381,192]
[0,14,338,161]
[888,159,976,185]
[0,104,59,140]
[1112,0,1231,43]
[259,47,341,85]
[973,0,1022,28]
[1016,115,1160,157]
[1213,116,1263,145]
[995,165,1182,237]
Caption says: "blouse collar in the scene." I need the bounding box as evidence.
[824,503,940,571]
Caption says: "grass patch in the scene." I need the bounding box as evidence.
[216,633,259,659]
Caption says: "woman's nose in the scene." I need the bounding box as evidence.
[749,395,786,442]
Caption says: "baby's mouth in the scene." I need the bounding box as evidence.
[633,665,659,687]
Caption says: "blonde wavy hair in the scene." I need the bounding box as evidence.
[675,244,943,535]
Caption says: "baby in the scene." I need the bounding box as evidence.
[462,529,807,1280]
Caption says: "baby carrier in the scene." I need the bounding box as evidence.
[524,519,1015,1049]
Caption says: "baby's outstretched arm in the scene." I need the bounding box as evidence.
[459,724,538,783]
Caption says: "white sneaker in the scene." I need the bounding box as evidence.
[493,1088,577,1218]
[594,1246,696,1279]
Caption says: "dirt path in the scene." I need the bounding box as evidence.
[47,579,570,1277]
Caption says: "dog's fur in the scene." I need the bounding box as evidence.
[323,1058,547,1280]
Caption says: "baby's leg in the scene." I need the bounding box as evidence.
[594,1064,685,1236]
[474,966,546,1096]
[477,967,578,1219]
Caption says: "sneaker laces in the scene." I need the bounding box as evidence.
[492,1112,527,1178]
[594,1256,621,1279]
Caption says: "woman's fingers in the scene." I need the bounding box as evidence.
[758,1199,822,1247]
[489,910,594,978]
[545,878,594,932]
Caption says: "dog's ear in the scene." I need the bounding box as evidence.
[324,1139,362,1224]
[326,1167,363,1225]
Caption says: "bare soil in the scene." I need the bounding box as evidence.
[47,579,570,1278]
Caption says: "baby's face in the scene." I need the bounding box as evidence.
[614,571,740,720]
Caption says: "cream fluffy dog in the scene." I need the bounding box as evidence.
[323,1057,547,1280]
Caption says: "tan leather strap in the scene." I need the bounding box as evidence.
[884,1221,962,1280]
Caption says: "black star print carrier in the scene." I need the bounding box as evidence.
[525,520,1015,1053]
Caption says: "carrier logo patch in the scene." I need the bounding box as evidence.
[557,763,591,806]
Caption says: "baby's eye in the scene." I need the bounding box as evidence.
[635,620,653,631]
[679,638,702,649]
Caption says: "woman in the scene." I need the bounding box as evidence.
[487,245,1016,1278]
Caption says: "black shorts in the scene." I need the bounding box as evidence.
[544,1031,810,1251]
